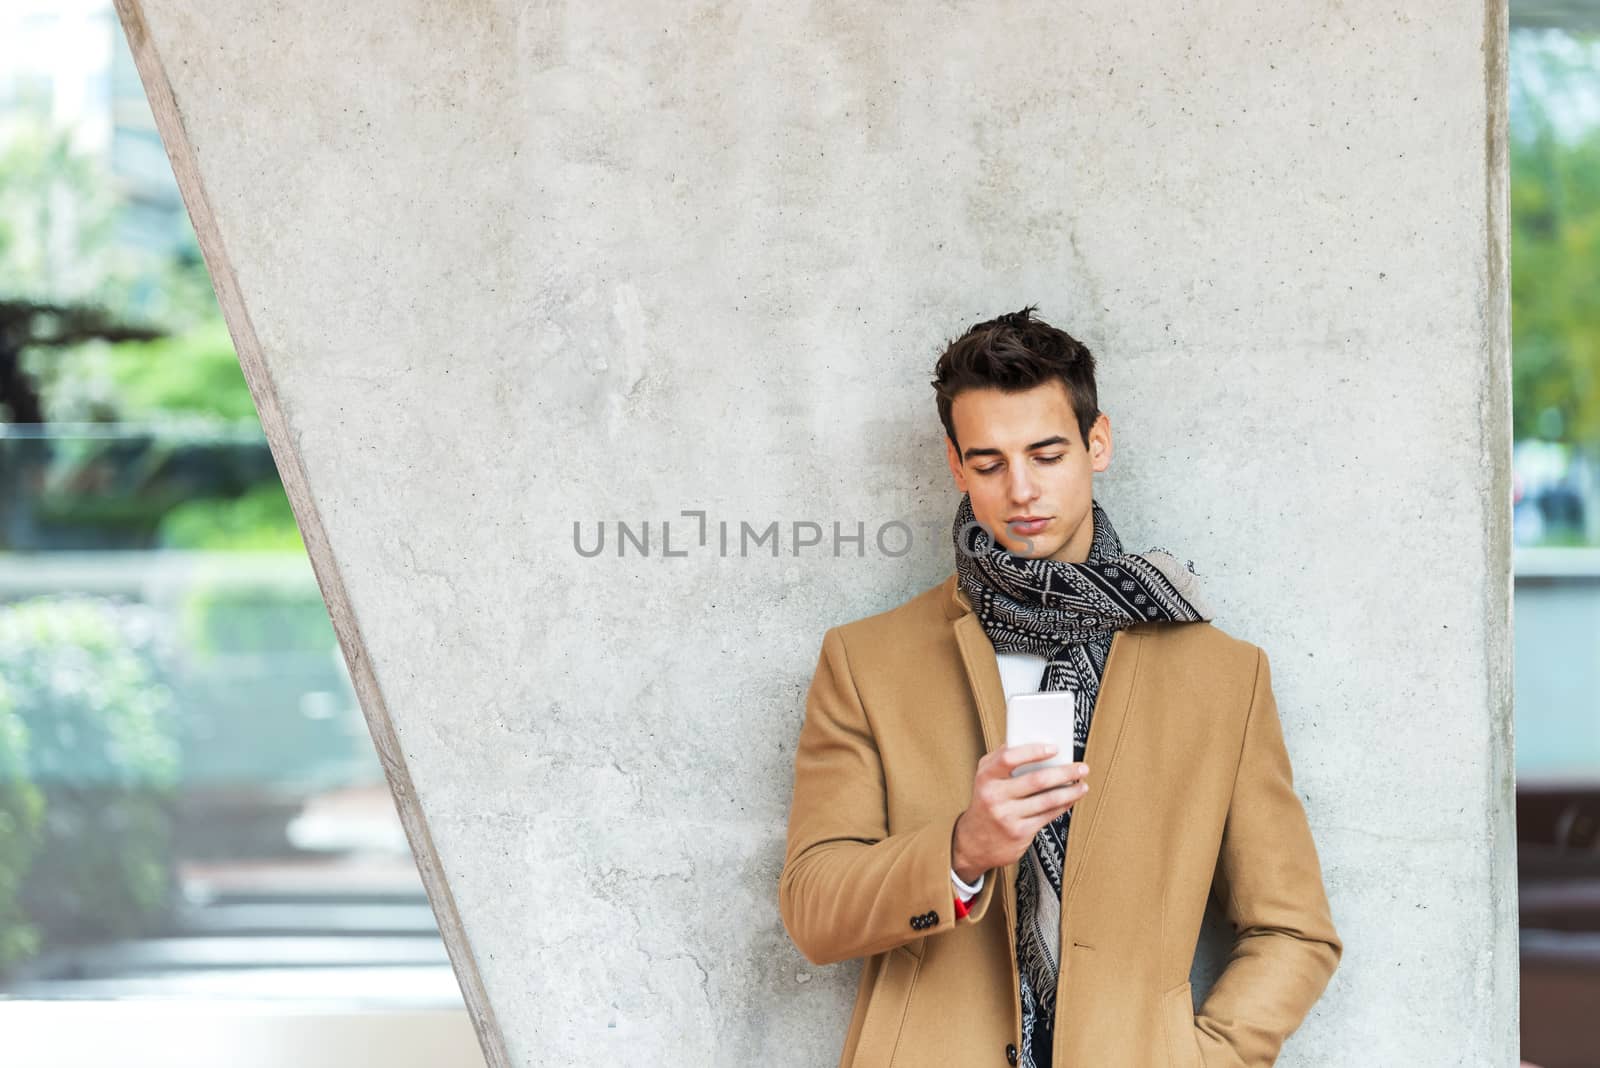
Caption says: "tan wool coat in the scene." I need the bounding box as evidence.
[778,573,1342,1068]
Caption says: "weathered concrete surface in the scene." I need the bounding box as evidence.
[115,1,1514,1064]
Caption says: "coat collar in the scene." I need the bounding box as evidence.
[943,571,1149,936]
[942,570,970,620]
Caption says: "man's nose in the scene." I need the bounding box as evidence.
[1009,467,1039,503]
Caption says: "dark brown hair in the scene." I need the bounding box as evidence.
[931,304,1099,453]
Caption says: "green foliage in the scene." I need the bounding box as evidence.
[0,111,291,551]
[103,318,254,422]
[171,563,366,792]
[1,105,238,424]
[0,691,45,974]
[30,311,253,427]
[0,428,290,551]
[0,115,119,306]
[0,106,215,329]
[178,565,337,659]
[0,596,181,946]
[158,481,304,552]
[1510,29,1600,445]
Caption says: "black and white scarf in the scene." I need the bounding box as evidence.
[952,493,1210,1068]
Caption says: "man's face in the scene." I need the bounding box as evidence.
[944,380,1112,563]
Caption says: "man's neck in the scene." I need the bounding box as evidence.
[1045,508,1095,564]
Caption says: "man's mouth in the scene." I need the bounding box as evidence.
[1007,516,1051,535]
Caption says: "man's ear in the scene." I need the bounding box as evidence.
[1087,412,1113,473]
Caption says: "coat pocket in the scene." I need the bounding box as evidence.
[1161,980,1204,1068]
[853,944,923,1067]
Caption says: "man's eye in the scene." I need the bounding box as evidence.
[977,454,1063,474]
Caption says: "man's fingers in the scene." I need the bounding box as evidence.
[1009,763,1087,798]
[1012,782,1088,820]
[990,743,1061,775]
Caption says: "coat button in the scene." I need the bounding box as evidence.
[909,915,920,929]
[1005,1042,1018,1064]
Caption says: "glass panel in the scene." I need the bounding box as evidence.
[0,4,479,1063]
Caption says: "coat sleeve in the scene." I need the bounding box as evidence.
[778,626,988,966]
[1194,645,1343,1067]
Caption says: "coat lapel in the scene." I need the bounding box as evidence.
[950,608,1022,965]
[945,575,1147,947]
[1058,627,1141,914]
[951,611,1007,753]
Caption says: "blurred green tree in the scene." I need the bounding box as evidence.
[1511,29,1600,446]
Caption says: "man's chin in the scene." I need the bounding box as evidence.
[1003,535,1060,559]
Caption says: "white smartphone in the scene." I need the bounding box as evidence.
[1005,690,1078,778]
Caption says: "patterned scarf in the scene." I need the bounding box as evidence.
[951,492,1210,1068]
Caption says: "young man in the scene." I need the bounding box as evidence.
[777,307,1341,1068]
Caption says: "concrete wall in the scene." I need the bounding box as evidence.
[115,2,1515,1063]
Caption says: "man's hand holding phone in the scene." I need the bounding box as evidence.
[950,744,1089,885]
